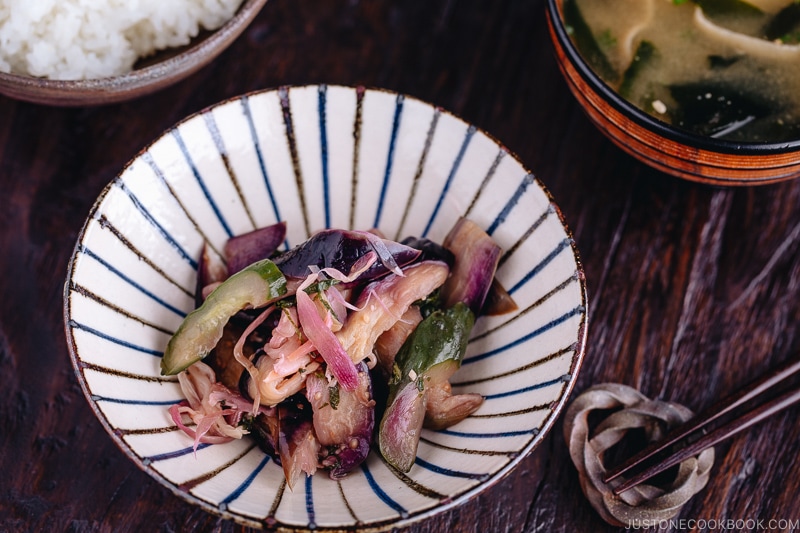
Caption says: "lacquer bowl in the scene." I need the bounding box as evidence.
[0,0,268,107]
[546,0,800,186]
[63,85,588,530]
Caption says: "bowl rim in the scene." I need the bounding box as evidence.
[0,0,268,104]
[545,0,800,156]
[62,83,589,530]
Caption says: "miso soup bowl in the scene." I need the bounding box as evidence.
[546,0,800,187]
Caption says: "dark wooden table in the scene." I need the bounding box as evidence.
[3,1,800,531]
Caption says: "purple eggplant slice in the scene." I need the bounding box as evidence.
[249,411,279,458]
[273,229,421,282]
[440,217,502,316]
[248,393,316,487]
[196,242,228,307]
[335,261,450,365]
[481,278,519,316]
[378,380,427,473]
[225,222,287,276]
[423,374,484,430]
[400,236,455,267]
[306,361,375,479]
[276,395,319,488]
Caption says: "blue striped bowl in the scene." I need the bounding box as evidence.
[64,85,588,530]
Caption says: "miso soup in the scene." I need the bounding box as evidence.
[563,0,800,142]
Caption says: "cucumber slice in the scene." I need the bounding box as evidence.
[161,259,287,375]
[378,303,475,472]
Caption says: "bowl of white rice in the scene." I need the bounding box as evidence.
[0,0,268,106]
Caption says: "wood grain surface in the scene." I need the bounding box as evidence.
[2,1,800,531]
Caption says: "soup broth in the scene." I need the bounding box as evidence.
[563,0,800,142]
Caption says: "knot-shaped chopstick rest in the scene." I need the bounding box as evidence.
[563,383,715,527]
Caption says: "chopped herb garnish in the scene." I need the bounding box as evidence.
[304,278,340,294]
[276,298,296,309]
[598,29,617,48]
[328,384,340,410]
[390,362,402,385]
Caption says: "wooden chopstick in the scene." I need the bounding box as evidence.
[604,356,800,495]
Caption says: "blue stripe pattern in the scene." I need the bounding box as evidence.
[145,443,213,463]
[486,173,535,236]
[414,458,487,480]
[90,212,195,298]
[172,129,233,239]
[483,375,567,400]
[305,475,316,527]
[241,96,288,249]
[318,85,331,229]
[91,394,180,405]
[360,463,407,517]
[422,125,476,238]
[203,110,256,230]
[508,238,572,295]
[463,306,584,365]
[373,94,404,229]
[80,246,186,318]
[221,454,272,506]
[115,175,197,270]
[437,428,534,438]
[69,319,163,357]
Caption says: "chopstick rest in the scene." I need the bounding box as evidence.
[563,383,715,527]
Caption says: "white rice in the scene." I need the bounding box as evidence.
[0,0,245,80]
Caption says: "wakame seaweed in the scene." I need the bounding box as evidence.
[668,81,775,139]
[562,0,619,82]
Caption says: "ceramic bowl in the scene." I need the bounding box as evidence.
[0,0,268,107]
[63,85,588,530]
[546,0,800,186]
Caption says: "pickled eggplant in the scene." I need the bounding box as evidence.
[481,278,519,316]
[335,261,450,366]
[273,229,421,283]
[167,219,500,482]
[196,242,227,307]
[224,221,287,276]
[400,236,455,267]
[440,218,502,316]
[379,380,427,473]
[306,362,375,479]
[247,394,319,489]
